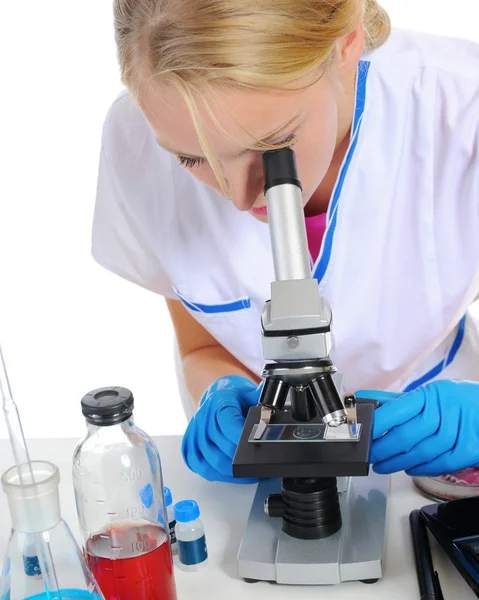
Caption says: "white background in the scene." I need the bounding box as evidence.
[0,1,478,441]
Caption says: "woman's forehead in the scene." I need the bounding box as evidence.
[139,76,322,157]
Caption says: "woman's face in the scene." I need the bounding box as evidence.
[139,69,348,222]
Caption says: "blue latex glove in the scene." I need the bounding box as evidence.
[182,375,261,483]
[355,381,479,476]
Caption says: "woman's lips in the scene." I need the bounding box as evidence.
[252,205,268,215]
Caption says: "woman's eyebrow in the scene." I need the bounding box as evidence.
[156,113,300,159]
[237,113,301,155]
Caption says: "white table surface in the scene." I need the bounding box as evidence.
[0,436,475,600]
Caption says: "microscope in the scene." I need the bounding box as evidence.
[232,148,389,586]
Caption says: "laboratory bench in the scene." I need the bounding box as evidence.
[0,436,475,599]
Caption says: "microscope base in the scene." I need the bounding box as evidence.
[237,472,390,585]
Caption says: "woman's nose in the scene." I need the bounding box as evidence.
[225,160,264,212]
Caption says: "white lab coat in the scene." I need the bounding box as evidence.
[92,28,479,394]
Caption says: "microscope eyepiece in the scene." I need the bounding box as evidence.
[263,147,302,195]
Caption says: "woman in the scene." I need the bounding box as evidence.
[92,0,479,482]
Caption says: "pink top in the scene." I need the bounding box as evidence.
[305,212,327,264]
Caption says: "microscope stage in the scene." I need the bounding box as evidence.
[233,402,374,479]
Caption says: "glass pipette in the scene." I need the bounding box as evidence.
[0,340,62,597]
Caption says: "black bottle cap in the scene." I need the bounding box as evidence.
[81,386,134,426]
[263,147,302,195]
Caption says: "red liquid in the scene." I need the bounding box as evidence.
[86,523,177,600]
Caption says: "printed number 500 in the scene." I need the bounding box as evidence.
[122,468,144,483]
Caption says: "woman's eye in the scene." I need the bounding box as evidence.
[275,133,297,147]
[177,156,205,168]
[176,133,297,169]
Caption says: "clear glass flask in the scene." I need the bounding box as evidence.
[0,461,104,600]
[72,387,177,600]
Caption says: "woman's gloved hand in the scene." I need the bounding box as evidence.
[355,380,479,477]
[181,375,262,483]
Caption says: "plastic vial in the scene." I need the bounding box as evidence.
[174,500,208,571]
[22,535,41,579]
[164,487,178,554]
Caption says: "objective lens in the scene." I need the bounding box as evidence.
[309,375,347,426]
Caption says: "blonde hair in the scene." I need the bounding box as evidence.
[114,0,390,195]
